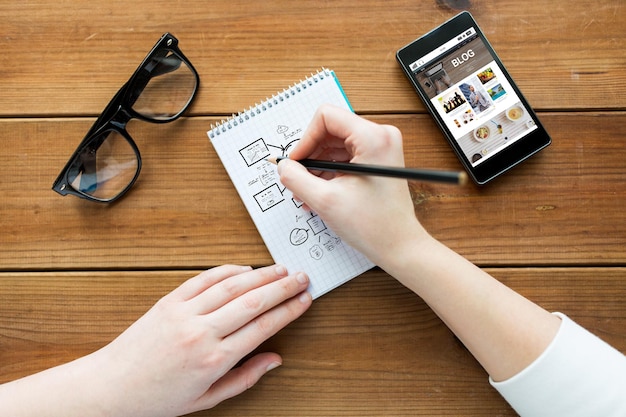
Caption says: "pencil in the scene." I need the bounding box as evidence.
[266,156,467,185]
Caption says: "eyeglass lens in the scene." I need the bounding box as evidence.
[66,49,196,201]
[131,52,197,120]
[68,130,139,201]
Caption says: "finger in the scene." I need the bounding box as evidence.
[168,265,252,302]
[191,353,282,411]
[209,271,311,337]
[289,104,361,160]
[278,158,352,215]
[222,289,312,356]
[290,105,403,167]
[189,265,289,315]
[338,120,405,166]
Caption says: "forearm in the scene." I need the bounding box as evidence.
[0,349,119,417]
[382,232,561,382]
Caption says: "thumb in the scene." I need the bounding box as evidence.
[277,159,331,211]
[192,353,282,411]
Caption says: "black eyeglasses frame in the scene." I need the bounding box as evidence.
[52,32,199,203]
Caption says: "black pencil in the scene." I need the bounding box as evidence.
[266,156,467,185]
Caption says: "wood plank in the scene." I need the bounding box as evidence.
[0,113,624,270]
[1,1,622,415]
[1,0,624,116]
[1,267,624,415]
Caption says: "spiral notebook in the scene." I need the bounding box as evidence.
[207,69,374,299]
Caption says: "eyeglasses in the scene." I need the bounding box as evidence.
[52,33,199,203]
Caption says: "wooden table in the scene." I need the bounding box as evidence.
[1,1,624,415]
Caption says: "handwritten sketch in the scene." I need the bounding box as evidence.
[309,245,324,260]
[236,123,349,261]
[322,234,341,252]
[257,164,275,186]
[208,70,374,298]
[239,138,271,167]
[288,214,326,245]
[290,228,308,246]
[307,216,327,235]
[253,184,284,212]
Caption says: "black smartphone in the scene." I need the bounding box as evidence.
[396,11,551,184]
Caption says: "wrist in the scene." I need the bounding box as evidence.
[373,219,435,276]
[376,226,465,299]
[0,347,118,417]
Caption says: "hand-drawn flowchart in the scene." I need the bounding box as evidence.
[208,70,374,299]
[237,123,343,261]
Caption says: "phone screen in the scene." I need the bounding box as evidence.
[407,27,537,168]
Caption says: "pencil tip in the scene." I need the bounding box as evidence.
[458,172,469,186]
[266,156,278,165]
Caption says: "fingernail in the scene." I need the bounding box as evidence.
[299,291,312,304]
[296,272,308,284]
[266,361,282,372]
[275,265,287,276]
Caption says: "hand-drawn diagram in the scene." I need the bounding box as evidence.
[257,163,276,186]
[307,216,327,235]
[209,71,374,298]
[253,184,284,212]
[287,212,341,260]
[239,138,271,167]
[290,228,308,246]
[238,123,348,261]
[289,213,327,245]
[309,245,323,260]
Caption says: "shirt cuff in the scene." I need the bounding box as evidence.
[489,312,626,417]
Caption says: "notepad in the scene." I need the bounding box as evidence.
[207,69,374,299]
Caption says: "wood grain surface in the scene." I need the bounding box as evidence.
[1,0,624,415]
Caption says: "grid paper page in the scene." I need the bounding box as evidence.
[208,69,374,299]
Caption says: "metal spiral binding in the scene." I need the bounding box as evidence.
[208,68,330,139]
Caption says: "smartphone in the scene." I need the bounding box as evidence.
[396,11,551,184]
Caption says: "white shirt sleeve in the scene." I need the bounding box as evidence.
[490,312,626,417]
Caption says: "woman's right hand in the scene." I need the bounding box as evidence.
[277,104,428,267]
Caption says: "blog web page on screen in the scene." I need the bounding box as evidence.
[410,28,537,166]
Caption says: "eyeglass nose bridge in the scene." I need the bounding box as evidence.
[109,105,135,131]
[84,108,138,163]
